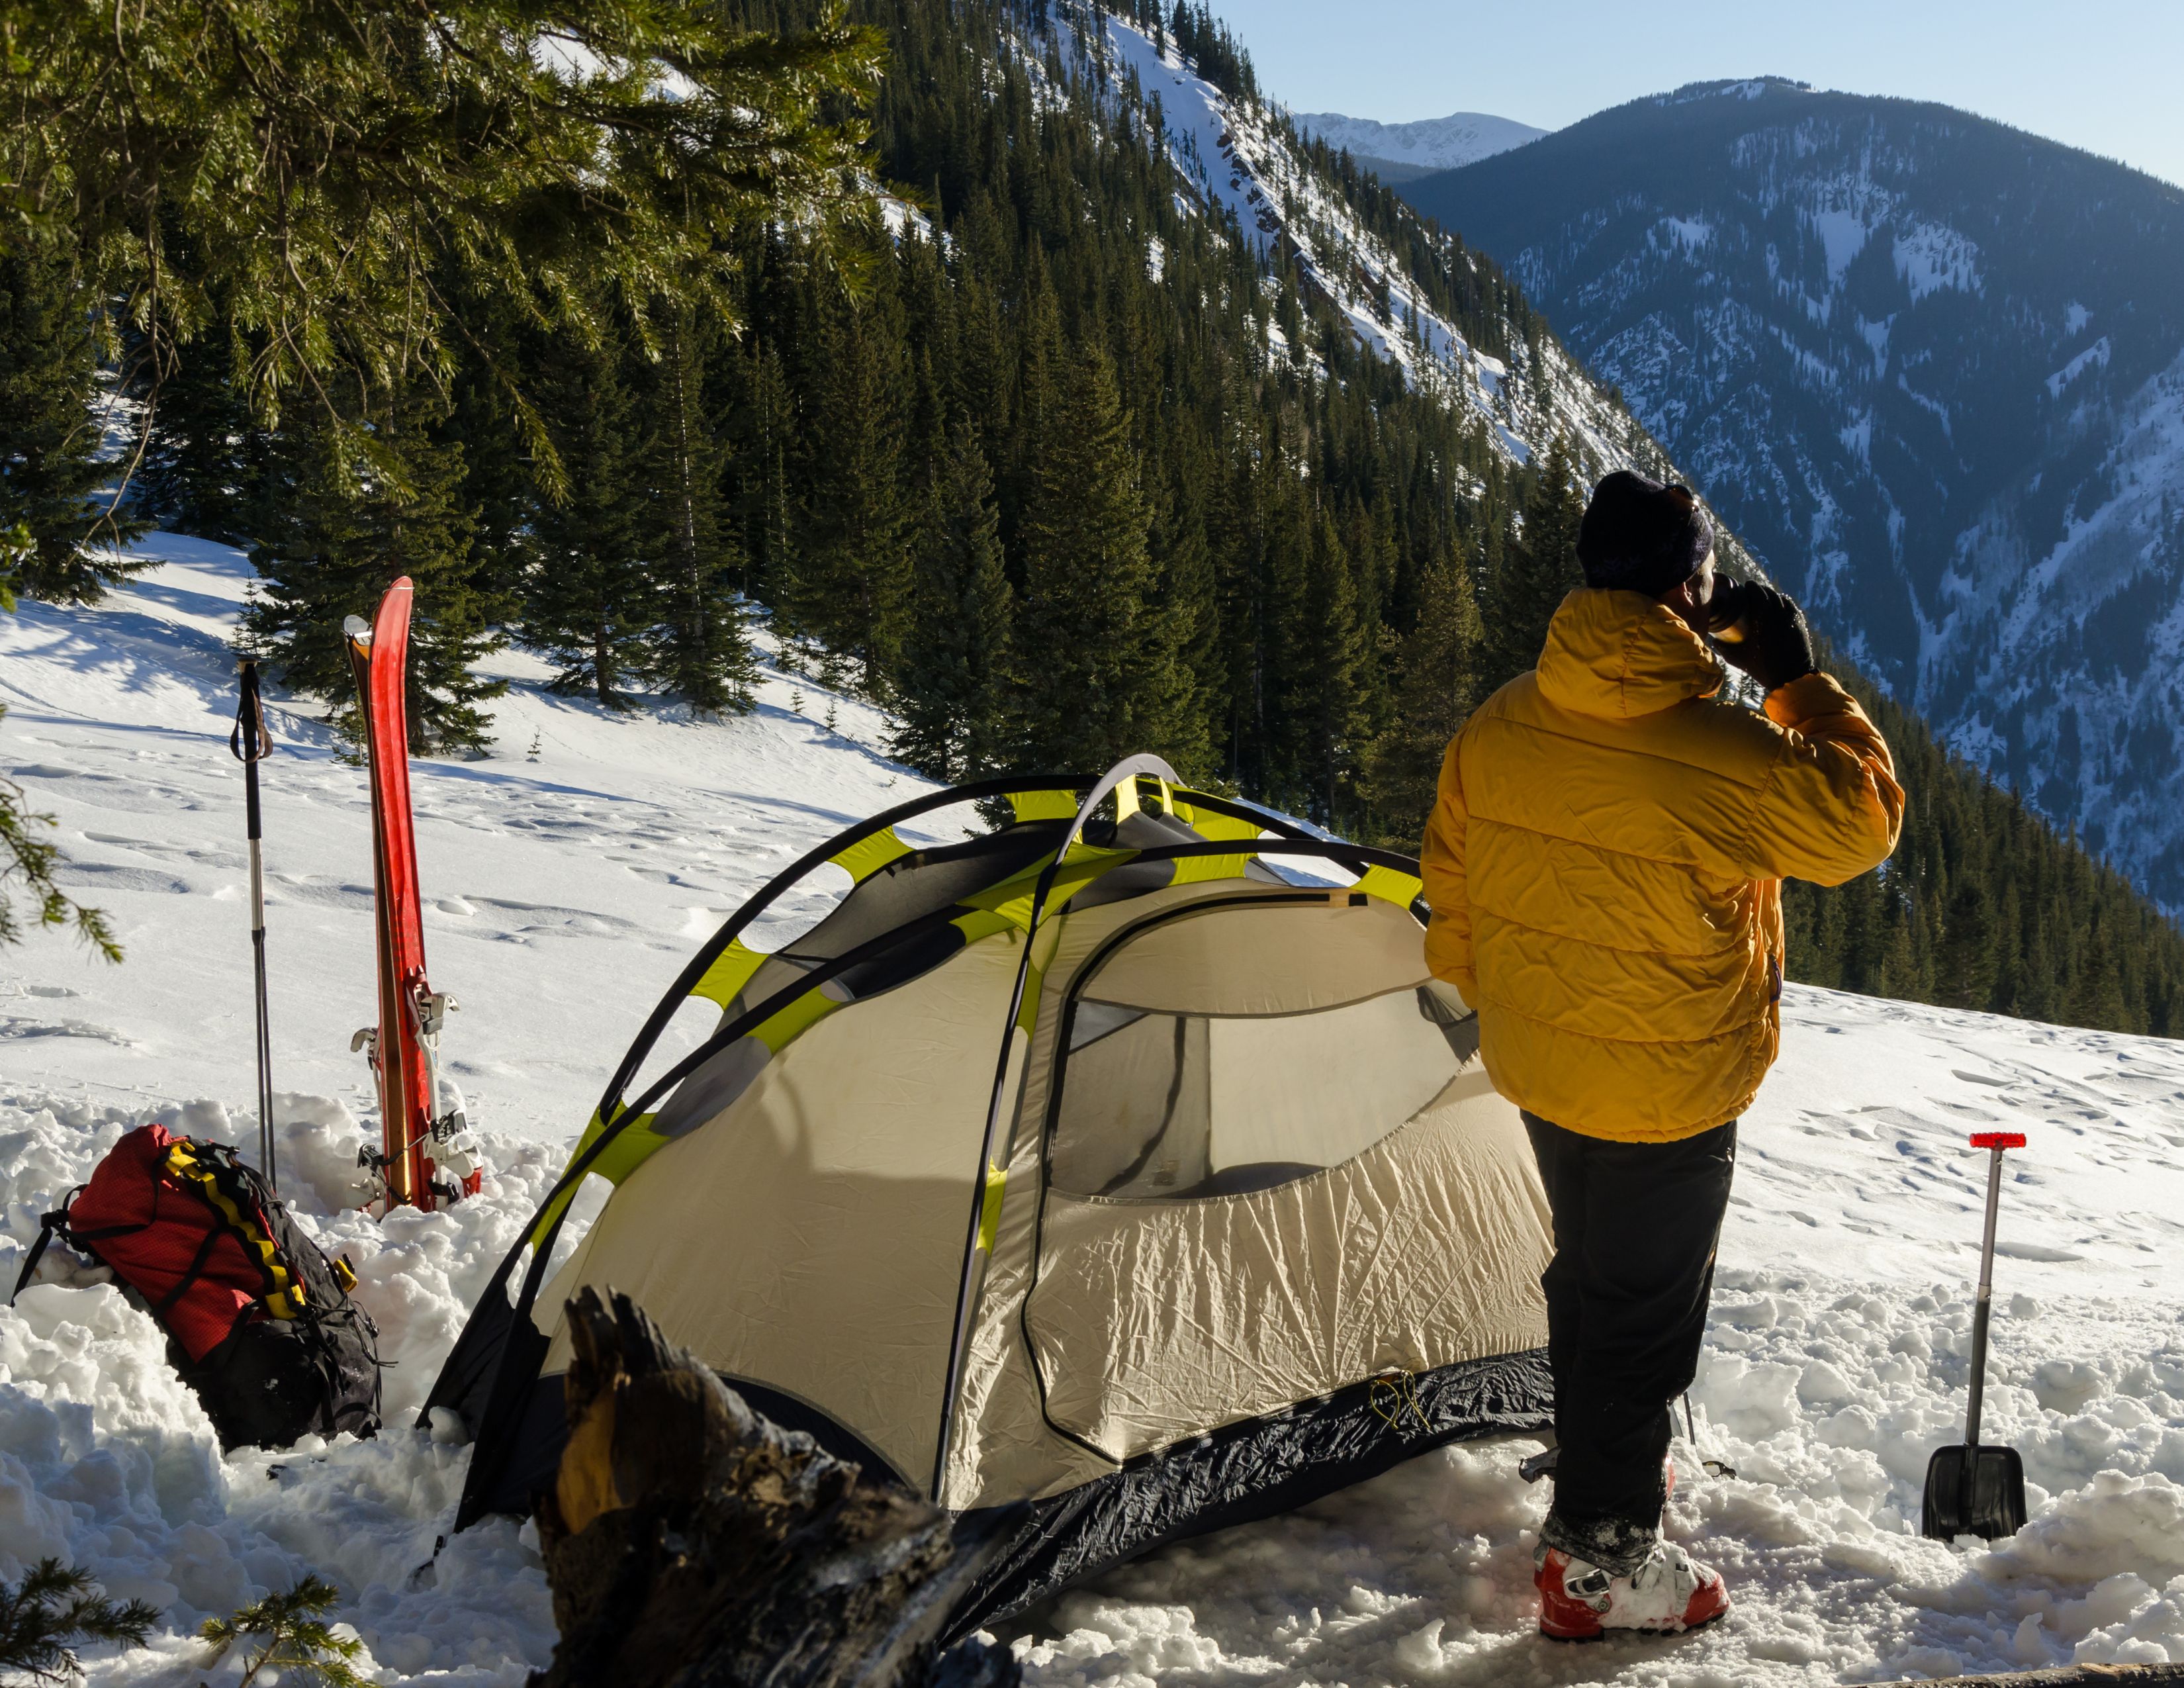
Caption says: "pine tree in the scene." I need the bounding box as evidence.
[515,328,655,709]
[1013,345,1170,771]
[0,234,142,602]
[636,303,756,715]
[1141,449,1220,782]
[439,293,538,608]
[1934,880,1999,1010]
[892,420,1015,780]
[1290,507,1373,826]
[1482,434,1585,690]
[790,275,911,692]
[132,315,267,545]
[1365,549,1486,847]
[245,385,506,753]
[725,339,801,610]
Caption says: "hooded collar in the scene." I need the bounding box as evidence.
[1535,588,1722,720]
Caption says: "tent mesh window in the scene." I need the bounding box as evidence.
[1050,980,1461,1201]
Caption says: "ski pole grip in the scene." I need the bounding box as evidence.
[230,659,272,763]
[1969,1132,2025,1151]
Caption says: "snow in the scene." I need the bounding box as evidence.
[1659,214,1713,254]
[1288,109,1547,174]
[1808,206,1871,289]
[880,192,937,244]
[2047,334,2113,399]
[2,553,2181,1677]
[1860,312,1893,377]
[1893,219,1983,303]
[1797,185,1981,305]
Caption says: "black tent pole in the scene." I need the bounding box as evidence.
[230,659,277,1187]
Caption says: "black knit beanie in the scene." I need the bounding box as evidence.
[1575,471,1714,596]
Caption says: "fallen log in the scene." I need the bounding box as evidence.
[529,1286,1021,1688]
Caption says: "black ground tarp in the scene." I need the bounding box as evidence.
[942,1348,1553,1642]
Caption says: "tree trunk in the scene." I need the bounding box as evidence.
[530,1287,1021,1688]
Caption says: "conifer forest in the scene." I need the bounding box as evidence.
[5,0,2181,1037]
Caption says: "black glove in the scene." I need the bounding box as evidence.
[1710,581,1815,692]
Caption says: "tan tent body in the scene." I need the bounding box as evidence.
[431,758,1552,1636]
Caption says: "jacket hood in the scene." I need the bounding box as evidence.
[1535,588,1721,720]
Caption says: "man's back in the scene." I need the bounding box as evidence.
[1438,469,1904,1638]
[1422,587,1902,1143]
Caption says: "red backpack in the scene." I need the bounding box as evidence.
[13,1124,382,1450]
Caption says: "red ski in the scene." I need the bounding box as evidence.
[345,579,481,1213]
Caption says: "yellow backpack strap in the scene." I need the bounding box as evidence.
[167,1141,306,1319]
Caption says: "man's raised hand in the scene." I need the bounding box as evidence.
[1713,583,1816,693]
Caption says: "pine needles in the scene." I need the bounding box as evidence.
[0,1560,155,1684]
[0,634,120,958]
[6,0,889,495]
[199,1577,367,1688]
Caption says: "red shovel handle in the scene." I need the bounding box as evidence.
[1969,1132,2026,1150]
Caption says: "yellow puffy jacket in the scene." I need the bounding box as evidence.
[1422,588,1904,1143]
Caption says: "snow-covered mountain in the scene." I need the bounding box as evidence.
[1290,108,1545,179]
[1077,17,1553,436]
[1060,11,1752,561]
[3,537,2183,1682]
[1398,79,2184,908]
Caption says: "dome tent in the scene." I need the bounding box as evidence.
[426,755,1553,1638]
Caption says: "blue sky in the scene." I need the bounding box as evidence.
[1214,0,2184,189]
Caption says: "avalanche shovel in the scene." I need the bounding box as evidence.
[1920,1130,2029,1541]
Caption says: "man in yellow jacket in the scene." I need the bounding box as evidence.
[1422,470,1903,1640]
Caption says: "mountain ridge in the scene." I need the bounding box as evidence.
[1396,79,2184,906]
[1289,107,1545,178]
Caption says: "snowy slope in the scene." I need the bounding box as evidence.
[2,545,2183,1682]
[0,534,942,1139]
[1292,109,1547,175]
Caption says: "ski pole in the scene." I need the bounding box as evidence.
[230,659,277,1188]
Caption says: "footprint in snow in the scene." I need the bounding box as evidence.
[50,862,191,896]
[0,1015,132,1045]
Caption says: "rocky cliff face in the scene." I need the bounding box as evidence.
[1400,79,2184,906]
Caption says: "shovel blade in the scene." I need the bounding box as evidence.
[1920,1443,2027,1540]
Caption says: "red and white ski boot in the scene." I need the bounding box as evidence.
[1533,1540,1729,1640]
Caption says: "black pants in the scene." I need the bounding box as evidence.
[1523,1112,1737,1574]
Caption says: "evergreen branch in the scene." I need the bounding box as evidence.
[0,704,122,962]
[199,1576,367,1688]
[0,1558,158,1683]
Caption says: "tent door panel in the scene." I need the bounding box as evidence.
[1021,894,1546,1466]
